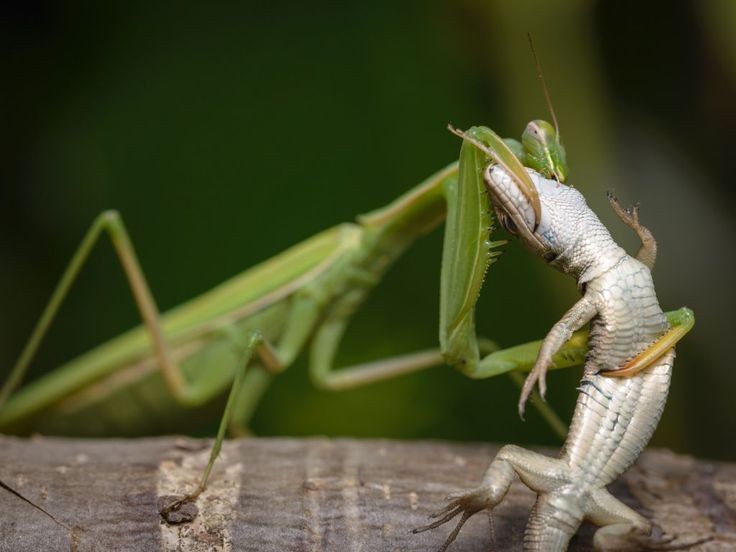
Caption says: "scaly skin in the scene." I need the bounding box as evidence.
[420,166,677,551]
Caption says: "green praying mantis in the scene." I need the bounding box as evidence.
[0,74,694,521]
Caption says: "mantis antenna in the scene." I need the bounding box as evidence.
[527,33,560,140]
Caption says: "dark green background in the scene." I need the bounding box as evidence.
[2,1,735,459]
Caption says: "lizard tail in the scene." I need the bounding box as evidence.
[523,494,582,552]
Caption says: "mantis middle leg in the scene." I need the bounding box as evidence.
[306,289,570,439]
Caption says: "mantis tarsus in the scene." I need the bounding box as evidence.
[0,113,693,523]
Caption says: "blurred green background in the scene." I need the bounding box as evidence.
[1,1,735,460]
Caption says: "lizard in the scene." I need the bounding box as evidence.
[415,133,696,550]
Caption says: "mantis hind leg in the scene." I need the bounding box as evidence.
[0,210,188,408]
[0,207,321,424]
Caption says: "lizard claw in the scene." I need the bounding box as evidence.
[624,203,641,226]
[518,359,552,419]
[518,370,537,419]
[413,486,494,552]
[518,390,530,420]
[607,192,646,230]
[538,372,547,401]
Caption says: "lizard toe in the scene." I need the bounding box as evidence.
[413,484,498,552]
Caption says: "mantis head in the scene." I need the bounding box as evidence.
[522,35,567,183]
[521,119,568,183]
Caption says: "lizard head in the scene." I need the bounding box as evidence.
[484,163,622,281]
[484,163,578,263]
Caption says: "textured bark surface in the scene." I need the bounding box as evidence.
[0,436,734,551]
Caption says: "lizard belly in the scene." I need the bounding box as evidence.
[561,256,671,488]
[561,353,673,488]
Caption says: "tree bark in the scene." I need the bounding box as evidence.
[0,436,734,551]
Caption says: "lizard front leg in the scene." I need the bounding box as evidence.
[606,191,657,270]
[518,294,598,417]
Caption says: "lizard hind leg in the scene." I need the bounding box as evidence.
[587,487,653,551]
[414,445,569,551]
[587,488,708,551]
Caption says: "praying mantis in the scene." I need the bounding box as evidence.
[0,88,694,524]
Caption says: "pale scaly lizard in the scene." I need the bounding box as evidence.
[416,164,698,551]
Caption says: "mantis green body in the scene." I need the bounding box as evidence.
[0,120,691,529]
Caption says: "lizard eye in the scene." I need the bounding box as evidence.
[499,212,518,235]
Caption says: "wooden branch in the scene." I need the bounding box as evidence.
[1,436,734,551]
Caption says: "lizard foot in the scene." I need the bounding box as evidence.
[606,191,642,231]
[412,486,495,552]
[594,523,712,551]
